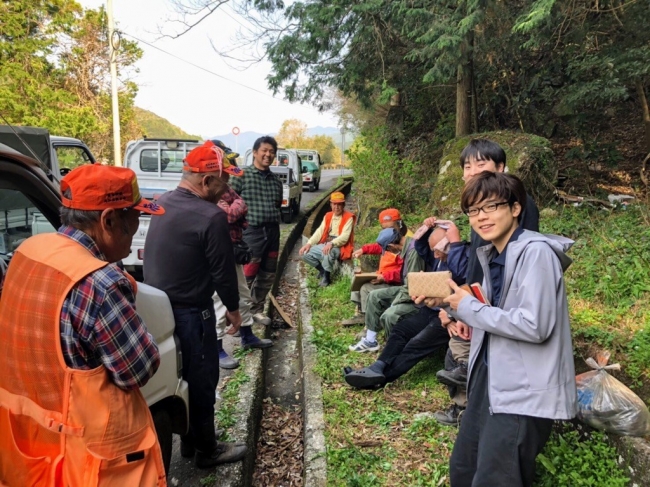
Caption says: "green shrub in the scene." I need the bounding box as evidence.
[348,127,438,214]
[535,429,628,487]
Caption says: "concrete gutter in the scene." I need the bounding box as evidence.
[298,263,327,487]
[219,179,353,487]
[609,434,650,486]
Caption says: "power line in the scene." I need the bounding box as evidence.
[121,31,291,104]
[221,5,256,31]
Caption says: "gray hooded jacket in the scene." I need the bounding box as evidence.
[453,230,577,420]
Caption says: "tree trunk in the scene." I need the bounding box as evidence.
[636,80,650,154]
[456,34,473,137]
[471,62,479,134]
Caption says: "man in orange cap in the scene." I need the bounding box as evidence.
[299,191,355,286]
[0,164,167,485]
[144,140,248,468]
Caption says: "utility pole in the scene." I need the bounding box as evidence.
[107,0,122,166]
[340,127,345,176]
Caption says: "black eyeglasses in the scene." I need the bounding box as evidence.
[464,201,510,217]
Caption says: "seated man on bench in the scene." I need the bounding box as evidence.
[299,192,355,287]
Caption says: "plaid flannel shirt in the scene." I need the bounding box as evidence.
[230,166,282,226]
[58,226,160,390]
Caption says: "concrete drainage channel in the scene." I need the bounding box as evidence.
[166,179,351,487]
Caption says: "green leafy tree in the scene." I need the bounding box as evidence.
[276,118,342,165]
[0,1,143,164]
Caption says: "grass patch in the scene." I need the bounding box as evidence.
[306,267,457,486]
[216,367,251,433]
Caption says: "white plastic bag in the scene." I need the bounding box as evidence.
[576,351,650,437]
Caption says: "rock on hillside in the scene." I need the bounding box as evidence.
[431,131,557,217]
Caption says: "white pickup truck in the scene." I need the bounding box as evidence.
[121,138,202,277]
[123,139,305,275]
[297,149,323,191]
[0,139,189,474]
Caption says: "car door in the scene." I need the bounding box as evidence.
[0,147,61,273]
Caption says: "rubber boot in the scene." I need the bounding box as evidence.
[319,270,331,287]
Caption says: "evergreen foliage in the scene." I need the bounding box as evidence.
[0,1,143,162]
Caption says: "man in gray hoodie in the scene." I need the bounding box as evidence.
[444,171,576,487]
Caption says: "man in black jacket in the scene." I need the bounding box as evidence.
[144,141,247,469]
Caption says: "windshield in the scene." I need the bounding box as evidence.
[302,162,318,172]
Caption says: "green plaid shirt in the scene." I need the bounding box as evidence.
[230,166,283,226]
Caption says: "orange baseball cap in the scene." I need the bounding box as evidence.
[379,208,401,223]
[183,140,244,176]
[61,164,165,215]
[330,192,346,203]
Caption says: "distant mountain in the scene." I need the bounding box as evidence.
[135,108,201,140]
[210,126,355,154]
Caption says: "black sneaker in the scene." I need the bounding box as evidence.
[433,404,465,427]
[436,363,468,388]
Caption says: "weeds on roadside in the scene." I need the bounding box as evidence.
[306,267,455,486]
[534,428,628,487]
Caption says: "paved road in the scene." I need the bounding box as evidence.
[298,168,352,212]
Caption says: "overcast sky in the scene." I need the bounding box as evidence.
[78,0,339,138]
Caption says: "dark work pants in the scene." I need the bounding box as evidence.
[173,306,219,450]
[242,223,280,314]
[449,355,553,487]
[378,307,449,383]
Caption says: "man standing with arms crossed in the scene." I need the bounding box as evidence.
[230,136,283,345]
[0,164,166,485]
[144,141,247,468]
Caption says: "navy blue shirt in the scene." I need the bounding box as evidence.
[488,226,525,307]
[483,225,525,365]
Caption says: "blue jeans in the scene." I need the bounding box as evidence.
[173,305,219,449]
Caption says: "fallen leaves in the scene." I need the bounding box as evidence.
[253,401,304,487]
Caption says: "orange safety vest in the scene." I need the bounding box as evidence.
[0,233,166,487]
[319,210,355,260]
[377,251,402,275]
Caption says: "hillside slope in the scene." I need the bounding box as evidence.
[134,108,201,140]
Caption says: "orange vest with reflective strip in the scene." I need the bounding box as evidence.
[319,211,355,260]
[0,233,166,487]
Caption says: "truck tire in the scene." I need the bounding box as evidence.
[282,205,293,223]
[152,408,173,475]
[315,179,320,190]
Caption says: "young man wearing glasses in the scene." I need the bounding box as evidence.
[433,139,540,426]
[443,171,576,486]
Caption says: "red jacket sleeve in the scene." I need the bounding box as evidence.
[361,243,383,255]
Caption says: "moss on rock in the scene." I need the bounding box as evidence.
[430,131,558,217]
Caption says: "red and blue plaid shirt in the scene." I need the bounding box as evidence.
[58,226,160,390]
